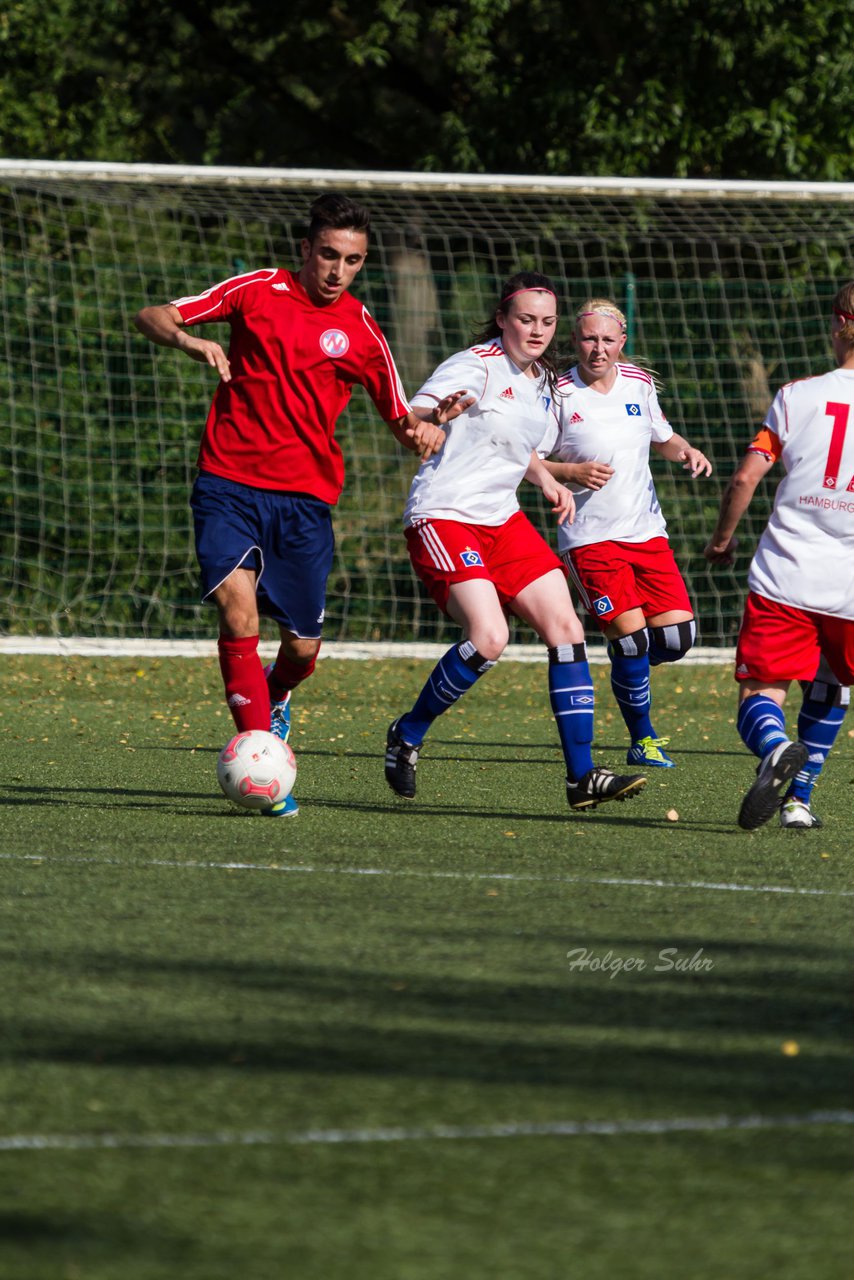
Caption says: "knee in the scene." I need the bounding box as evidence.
[213,569,259,638]
[470,621,509,663]
[801,675,850,708]
[279,634,322,666]
[607,626,650,660]
[539,611,585,649]
[217,608,260,639]
[649,619,696,665]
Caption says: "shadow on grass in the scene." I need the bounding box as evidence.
[314,795,737,833]
[0,1209,191,1267]
[7,936,853,1117]
[119,739,749,761]
[0,781,740,831]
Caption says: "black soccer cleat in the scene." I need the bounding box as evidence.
[385,718,421,799]
[566,766,647,811]
[738,741,809,831]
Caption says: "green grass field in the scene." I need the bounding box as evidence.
[1,654,852,1279]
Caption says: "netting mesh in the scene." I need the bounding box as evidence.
[1,167,852,644]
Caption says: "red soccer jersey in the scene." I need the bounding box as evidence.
[172,268,410,503]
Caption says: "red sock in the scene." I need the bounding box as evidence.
[218,634,271,732]
[267,643,320,701]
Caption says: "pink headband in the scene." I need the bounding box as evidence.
[833,305,854,324]
[577,308,627,332]
[501,287,556,305]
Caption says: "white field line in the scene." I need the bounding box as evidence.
[2,1109,854,1153]
[1,852,851,900]
[0,637,734,664]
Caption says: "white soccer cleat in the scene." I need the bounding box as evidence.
[780,797,822,829]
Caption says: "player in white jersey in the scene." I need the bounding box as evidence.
[705,281,854,830]
[544,298,712,770]
[385,273,647,815]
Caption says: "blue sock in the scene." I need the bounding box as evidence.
[609,651,655,742]
[548,644,595,783]
[399,640,495,744]
[737,695,787,760]
[787,696,847,803]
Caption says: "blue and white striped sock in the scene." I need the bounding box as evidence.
[737,695,788,760]
[609,650,655,742]
[399,640,495,744]
[787,696,847,803]
[548,643,595,783]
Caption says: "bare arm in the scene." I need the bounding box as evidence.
[704,450,774,564]
[652,431,712,477]
[389,389,476,461]
[525,452,575,526]
[543,458,614,490]
[134,303,232,381]
[388,412,445,460]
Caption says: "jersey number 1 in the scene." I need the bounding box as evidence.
[824,402,854,491]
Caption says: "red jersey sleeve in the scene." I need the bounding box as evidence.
[355,307,411,420]
[171,269,278,325]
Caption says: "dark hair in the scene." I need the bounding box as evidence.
[306,193,371,244]
[474,271,561,394]
[832,281,854,347]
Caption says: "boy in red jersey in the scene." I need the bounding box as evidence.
[135,194,444,816]
[705,282,854,830]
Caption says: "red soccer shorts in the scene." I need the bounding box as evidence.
[406,511,564,615]
[736,591,854,685]
[563,536,692,628]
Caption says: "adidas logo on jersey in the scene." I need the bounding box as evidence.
[272,283,289,291]
[499,387,515,400]
[568,412,583,424]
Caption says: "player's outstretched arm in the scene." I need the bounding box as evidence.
[704,451,773,565]
[652,432,712,477]
[390,391,475,461]
[388,413,445,460]
[134,303,231,382]
[525,452,575,525]
[543,458,614,490]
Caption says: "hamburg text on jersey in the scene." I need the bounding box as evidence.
[748,368,854,619]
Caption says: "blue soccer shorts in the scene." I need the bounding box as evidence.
[190,472,334,638]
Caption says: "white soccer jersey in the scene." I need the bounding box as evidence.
[549,363,673,553]
[404,339,559,526]
[747,367,854,619]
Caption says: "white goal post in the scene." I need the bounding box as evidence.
[1,160,852,649]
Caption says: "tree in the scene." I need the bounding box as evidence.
[1,0,851,179]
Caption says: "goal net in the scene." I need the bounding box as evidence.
[1,161,852,647]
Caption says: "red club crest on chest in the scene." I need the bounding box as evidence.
[319,329,350,358]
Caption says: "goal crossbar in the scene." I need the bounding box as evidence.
[2,159,854,201]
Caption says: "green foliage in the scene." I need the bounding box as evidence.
[1,0,852,178]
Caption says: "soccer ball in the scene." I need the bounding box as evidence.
[216,729,297,811]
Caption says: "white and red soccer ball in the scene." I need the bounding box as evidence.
[216,730,297,811]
